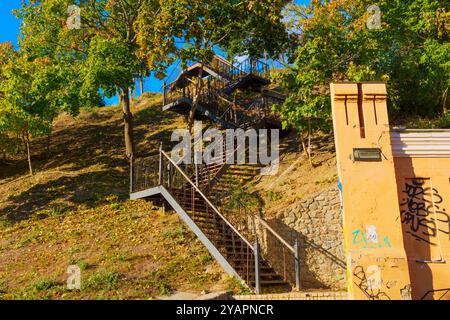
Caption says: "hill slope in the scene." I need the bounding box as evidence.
[0,94,339,299]
[0,94,236,299]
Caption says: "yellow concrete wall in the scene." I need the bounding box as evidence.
[394,156,450,300]
[332,82,450,300]
[331,82,412,300]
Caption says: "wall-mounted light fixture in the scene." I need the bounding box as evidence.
[353,148,382,161]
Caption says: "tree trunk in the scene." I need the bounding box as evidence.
[24,131,33,176]
[140,77,144,96]
[299,131,307,156]
[119,94,124,108]
[306,119,313,167]
[45,134,51,158]
[299,123,313,167]
[442,87,448,114]
[129,87,134,104]
[117,85,123,107]
[121,88,135,159]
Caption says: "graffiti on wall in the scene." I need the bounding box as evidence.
[352,225,392,249]
[400,179,449,246]
[353,265,390,300]
[420,288,450,300]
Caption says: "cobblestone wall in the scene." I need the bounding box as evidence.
[234,291,348,300]
[262,186,347,290]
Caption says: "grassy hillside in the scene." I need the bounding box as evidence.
[0,93,340,299]
[0,94,236,299]
[252,131,337,218]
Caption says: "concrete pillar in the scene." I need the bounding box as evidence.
[331,82,411,300]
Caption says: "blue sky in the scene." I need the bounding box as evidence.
[0,0,309,105]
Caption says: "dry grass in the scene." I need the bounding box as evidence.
[0,93,342,299]
[0,200,231,299]
[250,131,338,218]
[0,94,235,299]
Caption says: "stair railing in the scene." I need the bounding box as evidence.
[163,56,272,109]
[130,146,298,292]
[177,130,300,290]
[131,153,160,193]
[236,58,271,78]
[255,215,301,290]
[158,148,263,293]
[209,55,245,81]
[212,186,301,290]
[160,149,251,243]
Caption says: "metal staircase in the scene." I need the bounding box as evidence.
[130,56,301,293]
[131,149,300,293]
[162,55,280,129]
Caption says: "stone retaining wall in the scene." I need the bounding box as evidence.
[234,291,348,300]
[261,186,347,290]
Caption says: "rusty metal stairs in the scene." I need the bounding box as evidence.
[130,56,299,294]
[162,55,276,129]
[130,149,299,293]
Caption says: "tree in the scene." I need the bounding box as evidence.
[16,0,161,159]
[276,0,449,159]
[136,0,290,132]
[0,43,56,175]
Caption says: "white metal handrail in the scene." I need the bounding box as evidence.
[161,150,255,250]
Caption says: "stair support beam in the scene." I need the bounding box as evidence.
[254,241,261,295]
[129,154,134,194]
[157,186,244,283]
[159,144,163,185]
[294,238,301,291]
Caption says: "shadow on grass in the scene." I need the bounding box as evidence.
[0,99,185,223]
[0,169,128,222]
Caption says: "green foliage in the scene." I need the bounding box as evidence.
[0,280,8,294]
[0,42,55,163]
[162,227,187,245]
[226,276,253,295]
[33,278,59,291]
[77,260,90,271]
[224,181,260,211]
[84,270,120,291]
[268,190,283,202]
[136,0,290,75]
[158,283,172,296]
[15,0,148,103]
[439,114,450,128]
[276,0,450,131]
[2,0,291,158]
[402,113,450,129]
[82,36,138,99]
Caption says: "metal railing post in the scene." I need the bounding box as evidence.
[129,154,134,193]
[167,163,171,187]
[182,72,186,98]
[294,238,301,291]
[168,164,172,189]
[159,143,163,185]
[195,164,199,186]
[254,241,261,295]
[163,81,166,105]
[207,77,211,105]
